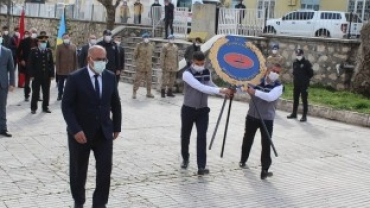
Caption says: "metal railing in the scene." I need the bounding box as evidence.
[150,6,188,38]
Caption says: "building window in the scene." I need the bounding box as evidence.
[348,0,370,21]
[301,0,320,11]
[257,0,275,19]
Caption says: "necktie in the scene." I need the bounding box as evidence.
[94,75,100,99]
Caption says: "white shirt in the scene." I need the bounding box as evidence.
[87,65,102,98]
[182,70,220,95]
[255,85,283,102]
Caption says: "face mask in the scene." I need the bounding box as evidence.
[63,39,70,44]
[272,49,278,54]
[15,32,20,37]
[31,33,37,38]
[24,34,30,38]
[104,36,112,42]
[169,39,175,44]
[268,71,279,82]
[39,43,47,50]
[93,61,107,74]
[192,64,204,72]
[89,39,97,45]
[195,43,201,47]
[0,37,3,45]
[296,56,303,61]
[144,38,149,43]
[115,41,121,45]
[4,31,8,35]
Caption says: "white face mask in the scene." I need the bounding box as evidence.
[4,31,8,35]
[31,33,38,38]
[93,60,107,74]
[24,34,30,38]
[195,43,201,47]
[104,36,112,42]
[89,39,97,45]
[272,49,278,54]
[144,38,149,43]
[15,32,20,37]
[268,71,279,82]
[115,41,121,45]
[63,39,70,44]
[192,64,204,72]
[296,56,303,61]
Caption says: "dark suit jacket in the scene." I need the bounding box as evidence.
[0,46,15,89]
[62,67,122,140]
[78,43,90,68]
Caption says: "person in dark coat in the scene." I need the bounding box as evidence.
[184,37,202,67]
[9,27,20,70]
[164,0,174,39]
[79,34,97,68]
[28,33,54,114]
[97,30,120,78]
[1,25,11,48]
[113,35,125,85]
[235,0,246,24]
[62,45,121,208]
[18,29,38,101]
[287,49,314,122]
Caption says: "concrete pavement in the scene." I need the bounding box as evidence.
[1,82,370,208]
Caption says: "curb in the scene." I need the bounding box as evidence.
[232,93,370,127]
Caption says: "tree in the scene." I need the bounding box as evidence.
[352,21,370,97]
[97,0,122,30]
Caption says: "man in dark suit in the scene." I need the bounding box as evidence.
[62,45,122,208]
[78,34,97,68]
[97,30,120,77]
[0,35,15,137]
[113,35,125,85]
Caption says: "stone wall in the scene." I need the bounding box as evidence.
[207,35,360,90]
[0,15,155,48]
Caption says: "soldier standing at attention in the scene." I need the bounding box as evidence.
[267,44,285,69]
[28,32,54,114]
[132,33,154,99]
[160,35,178,98]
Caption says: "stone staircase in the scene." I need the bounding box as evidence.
[120,37,191,89]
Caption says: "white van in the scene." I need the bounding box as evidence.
[265,10,363,38]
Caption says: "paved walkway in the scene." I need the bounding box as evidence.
[1,82,370,208]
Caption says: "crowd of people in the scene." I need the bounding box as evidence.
[0,22,314,207]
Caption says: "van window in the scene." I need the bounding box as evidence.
[177,0,192,11]
[345,13,363,23]
[320,12,341,20]
[283,12,297,20]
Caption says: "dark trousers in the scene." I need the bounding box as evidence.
[240,115,273,171]
[181,105,209,169]
[0,88,8,131]
[68,129,113,207]
[116,75,120,86]
[24,73,31,99]
[57,75,68,96]
[165,18,174,38]
[293,84,308,116]
[31,76,50,111]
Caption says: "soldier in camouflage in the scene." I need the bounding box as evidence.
[132,33,154,99]
[160,35,178,98]
[266,44,285,70]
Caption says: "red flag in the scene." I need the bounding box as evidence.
[19,8,25,42]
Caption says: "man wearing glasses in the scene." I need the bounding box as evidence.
[27,32,54,114]
[239,63,283,180]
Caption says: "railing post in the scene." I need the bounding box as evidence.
[347,12,352,39]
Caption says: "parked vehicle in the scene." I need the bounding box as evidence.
[264,10,363,38]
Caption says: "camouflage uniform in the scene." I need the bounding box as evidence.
[160,43,178,95]
[267,54,285,70]
[133,42,154,97]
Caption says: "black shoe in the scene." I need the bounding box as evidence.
[260,170,273,180]
[181,160,189,169]
[161,89,166,98]
[74,203,84,208]
[167,89,175,97]
[25,97,29,102]
[300,116,307,122]
[42,108,51,113]
[287,114,297,119]
[57,95,62,101]
[0,130,12,137]
[239,162,248,169]
[31,110,36,114]
[197,168,210,176]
